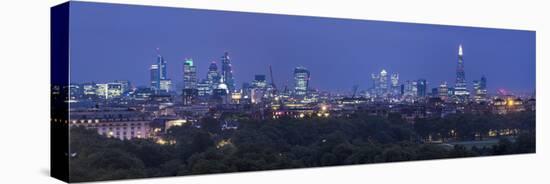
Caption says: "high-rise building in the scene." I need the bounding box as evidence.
[158,55,167,80]
[207,61,221,91]
[402,80,418,102]
[150,53,171,93]
[197,80,210,97]
[454,44,469,103]
[417,79,427,97]
[379,69,388,92]
[391,73,400,96]
[404,80,412,96]
[473,75,488,103]
[183,59,198,90]
[405,80,418,97]
[412,81,418,96]
[150,64,159,90]
[220,52,235,92]
[371,69,391,97]
[293,66,310,97]
[438,82,449,101]
[182,58,198,105]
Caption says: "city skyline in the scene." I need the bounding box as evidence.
[52,2,536,182]
[69,2,535,94]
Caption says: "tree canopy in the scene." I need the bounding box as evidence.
[68,111,535,182]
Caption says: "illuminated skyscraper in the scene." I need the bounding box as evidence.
[404,80,412,96]
[411,81,418,97]
[402,80,418,102]
[379,69,388,92]
[183,58,197,89]
[473,75,488,103]
[454,44,469,103]
[417,79,427,97]
[371,69,390,97]
[182,58,198,105]
[158,55,167,80]
[196,61,221,96]
[221,52,235,91]
[150,64,159,90]
[390,73,400,96]
[197,80,210,97]
[150,52,171,93]
[207,61,221,89]
[293,66,310,97]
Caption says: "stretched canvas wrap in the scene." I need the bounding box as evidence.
[51,1,536,183]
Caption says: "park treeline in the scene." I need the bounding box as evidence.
[68,111,535,182]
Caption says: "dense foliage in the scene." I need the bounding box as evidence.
[68,111,535,182]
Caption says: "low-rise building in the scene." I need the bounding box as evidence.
[69,108,151,140]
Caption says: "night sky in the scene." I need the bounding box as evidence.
[69,1,535,94]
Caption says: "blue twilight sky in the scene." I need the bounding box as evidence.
[69,1,535,94]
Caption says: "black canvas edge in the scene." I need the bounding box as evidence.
[51,1,71,183]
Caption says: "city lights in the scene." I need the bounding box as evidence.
[52,3,537,182]
[66,44,534,153]
[156,138,167,145]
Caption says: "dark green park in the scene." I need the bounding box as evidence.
[68,111,535,182]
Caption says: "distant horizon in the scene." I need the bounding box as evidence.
[68,1,536,94]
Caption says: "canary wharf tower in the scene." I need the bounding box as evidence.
[454,44,470,103]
